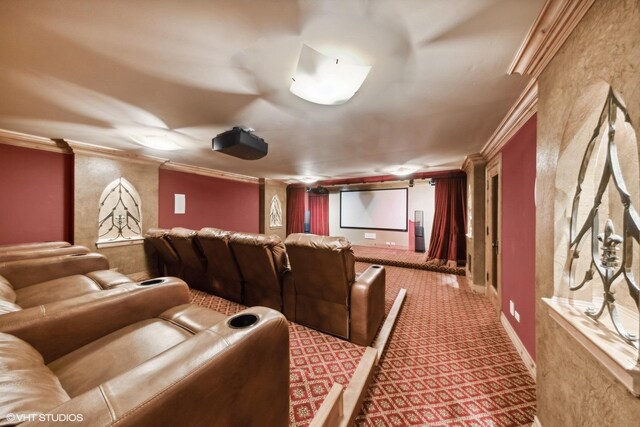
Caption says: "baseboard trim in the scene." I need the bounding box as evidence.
[532,415,543,427]
[500,313,536,379]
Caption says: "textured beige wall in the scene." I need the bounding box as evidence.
[464,156,486,287]
[262,179,287,241]
[537,0,640,425]
[74,154,159,274]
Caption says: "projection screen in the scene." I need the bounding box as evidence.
[340,188,408,231]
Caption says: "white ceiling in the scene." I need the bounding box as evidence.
[0,0,542,181]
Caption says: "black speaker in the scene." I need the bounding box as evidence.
[212,127,268,160]
[414,210,425,253]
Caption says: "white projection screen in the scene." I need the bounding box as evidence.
[340,188,408,231]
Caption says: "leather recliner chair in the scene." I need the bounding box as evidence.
[0,244,90,262]
[166,227,210,292]
[0,241,71,255]
[0,279,290,427]
[197,227,244,303]
[0,253,136,315]
[144,228,181,276]
[285,233,386,346]
[229,232,293,315]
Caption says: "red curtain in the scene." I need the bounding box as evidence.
[286,186,306,235]
[309,193,329,235]
[427,176,467,267]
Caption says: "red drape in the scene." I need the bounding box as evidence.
[427,176,467,267]
[287,186,306,235]
[309,193,329,235]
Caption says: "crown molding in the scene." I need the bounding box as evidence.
[508,0,596,77]
[481,79,538,161]
[0,129,71,154]
[461,154,485,172]
[160,161,259,184]
[65,139,168,166]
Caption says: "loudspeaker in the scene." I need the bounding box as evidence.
[212,127,268,160]
[414,210,425,253]
[304,211,311,234]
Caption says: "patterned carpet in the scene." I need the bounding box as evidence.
[190,262,535,427]
[354,262,536,426]
[352,245,466,276]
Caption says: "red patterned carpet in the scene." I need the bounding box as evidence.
[190,262,535,426]
[354,262,536,426]
[352,245,466,275]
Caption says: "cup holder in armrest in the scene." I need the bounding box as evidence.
[228,313,259,329]
[139,278,166,286]
[371,265,382,269]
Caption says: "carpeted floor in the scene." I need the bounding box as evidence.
[190,262,535,427]
[354,262,536,426]
[352,245,466,276]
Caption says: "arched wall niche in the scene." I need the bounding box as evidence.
[96,177,144,248]
[552,80,640,356]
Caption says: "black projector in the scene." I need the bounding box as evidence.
[212,127,268,160]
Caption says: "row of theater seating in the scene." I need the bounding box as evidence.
[145,228,386,346]
[0,241,289,426]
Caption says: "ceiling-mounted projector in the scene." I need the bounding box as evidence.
[212,127,268,160]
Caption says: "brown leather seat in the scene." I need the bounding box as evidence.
[167,227,209,291]
[229,232,292,313]
[0,241,71,256]
[0,278,290,427]
[0,253,136,315]
[0,244,90,262]
[197,227,244,303]
[144,228,181,276]
[285,233,386,346]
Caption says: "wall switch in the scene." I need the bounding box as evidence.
[509,300,515,316]
[364,233,376,239]
[514,310,520,323]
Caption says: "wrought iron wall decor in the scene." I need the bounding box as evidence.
[565,87,640,360]
[270,194,283,228]
[97,177,143,244]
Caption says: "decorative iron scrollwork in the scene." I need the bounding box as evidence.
[97,177,143,244]
[566,87,640,358]
[270,194,283,228]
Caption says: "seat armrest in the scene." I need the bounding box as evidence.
[0,277,190,363]
[282,269,295,321]
[0,253,110,289]
[350,265,386,346]
[32,307,290,427]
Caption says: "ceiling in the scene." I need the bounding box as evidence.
[0,0,542,181]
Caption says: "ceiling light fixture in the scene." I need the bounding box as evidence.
[129,134,182,151]
[299,176,318,184]
[388,165,420,177]
[290,44,371,106]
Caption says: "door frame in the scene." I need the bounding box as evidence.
[485,155,502,317]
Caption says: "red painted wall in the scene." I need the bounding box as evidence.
[158,169,259,233]
[0,144,73,245]
[501,114,537,360]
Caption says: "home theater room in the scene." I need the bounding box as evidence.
[0,0,639,426]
